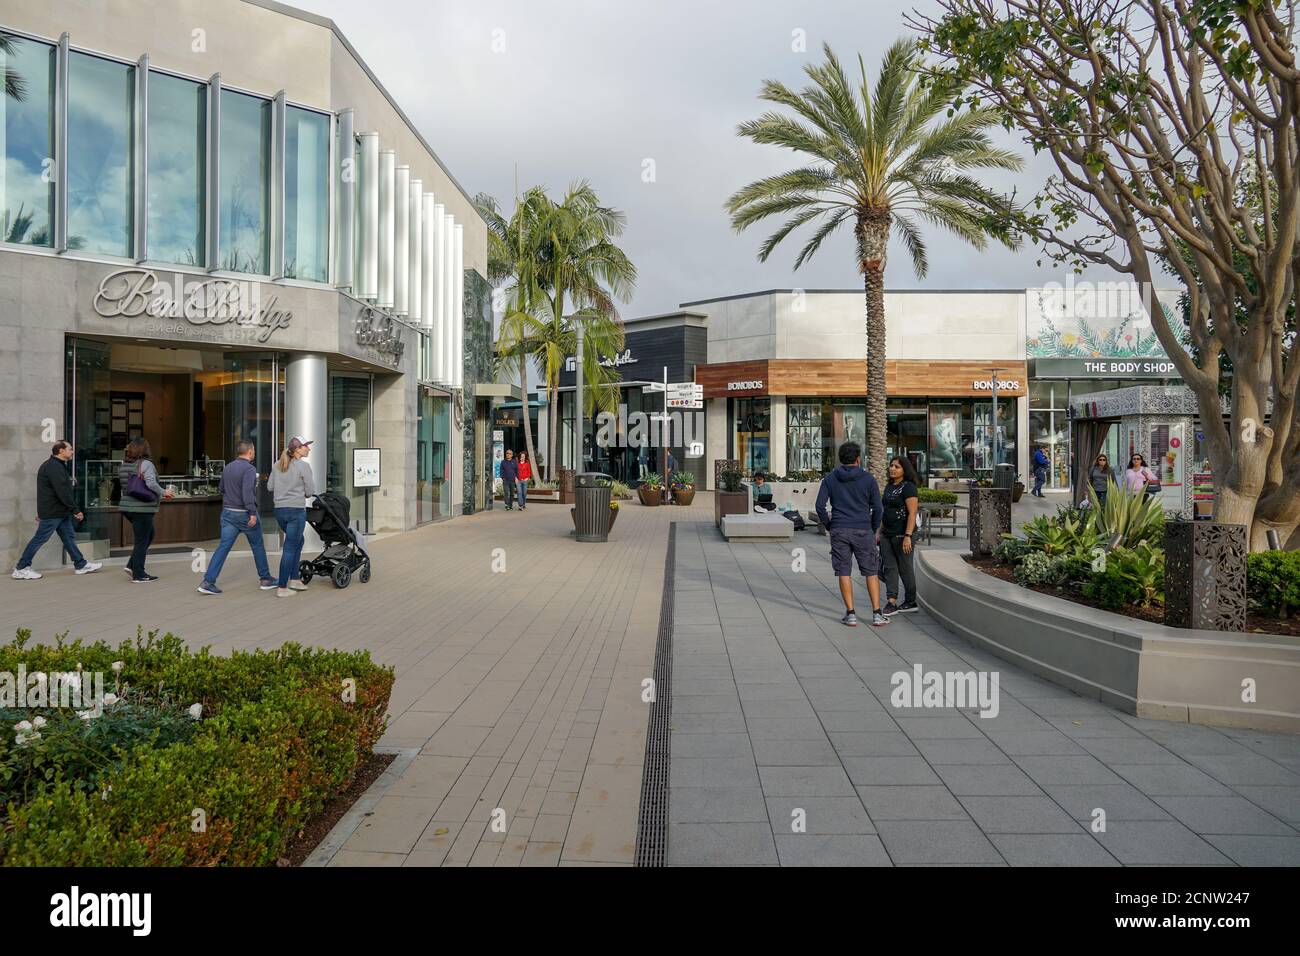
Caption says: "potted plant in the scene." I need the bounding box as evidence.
[715,467,748,527]
[1012,475,1026,503]
[638,470,664,507]
[670,471,696,506]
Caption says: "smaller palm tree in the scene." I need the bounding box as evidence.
[2,32,29,103]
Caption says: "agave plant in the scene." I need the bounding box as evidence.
[1087,479,1165,548]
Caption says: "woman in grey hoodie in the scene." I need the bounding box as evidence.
[118,438,172,582]
[268,436,315,597]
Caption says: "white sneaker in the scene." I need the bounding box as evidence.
[75,562,102,575]
[11,568,42,580]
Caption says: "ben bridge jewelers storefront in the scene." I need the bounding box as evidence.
[0,2,494,570]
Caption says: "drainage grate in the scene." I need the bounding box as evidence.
[634,522,675,867]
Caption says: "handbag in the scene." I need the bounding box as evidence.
[125,462,158,503]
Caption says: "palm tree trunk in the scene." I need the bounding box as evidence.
[858,211,890,480]
[547,378,559,483]
[520,353,538,477]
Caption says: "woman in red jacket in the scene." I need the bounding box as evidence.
[516,452,532,510]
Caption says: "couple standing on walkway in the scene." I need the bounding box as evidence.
[198,437,315,598]
[498,449,533,510]
[815,441,920,628]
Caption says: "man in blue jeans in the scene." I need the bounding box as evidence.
[815,441,888,627]
[1032,446,1050,497]
[12,440,102,580]
[197,440,274,595]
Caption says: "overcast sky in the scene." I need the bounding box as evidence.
[296,0,1128,318]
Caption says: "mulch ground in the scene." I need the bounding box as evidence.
[964,556,1300,637]
[277,751,396,867]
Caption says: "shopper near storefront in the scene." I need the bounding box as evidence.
[268,437,314,597]
[1123,453,1158,496]
[880,456,920,615]
[500,449,519,511]
[516,451,532,510]
[1031,446,1050,497]
[11,441,103,580]
[197,441,275,595]
[1087,454,1113,505]
[117,438,172,583]
[814,441,888,628]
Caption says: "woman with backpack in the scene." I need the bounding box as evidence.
[117,438,172,582]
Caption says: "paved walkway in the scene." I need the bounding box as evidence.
[2,495,707,866]
[667,521,1300,866]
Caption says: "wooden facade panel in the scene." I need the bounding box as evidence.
[696,359,1027,398]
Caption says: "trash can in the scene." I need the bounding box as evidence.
[993,463,1016,491]
[574,472,612,543]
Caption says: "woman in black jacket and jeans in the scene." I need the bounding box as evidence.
[117,438,172,582]
[880,455,920,615]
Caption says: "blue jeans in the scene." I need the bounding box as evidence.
[16,516,87,570]
[274,507,307,588]
[202,509,271,587]
[517,480,528,508]
[1032,466,1047,495]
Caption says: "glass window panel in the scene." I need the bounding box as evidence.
[218,89,270,273]
[1,34,55,246]
[284,106,328,281]
[147,70,205,265]
[67,52,134,256]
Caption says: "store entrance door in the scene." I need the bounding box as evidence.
[887,411,928,481]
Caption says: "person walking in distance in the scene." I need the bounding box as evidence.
[815,441,889,628]
[1087,453,1113,507]
[880,455,920,615]
[516,451,532,510]
[500,448,519,511]
[197,440,275,595]
[268,436,314,597]
[117,437,173,582]
[1032,446,1050,497]
[11,440,103,580]
[1123,453,1159,497]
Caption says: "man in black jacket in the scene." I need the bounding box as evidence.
[12,441,102,579]
[500,449,519,511]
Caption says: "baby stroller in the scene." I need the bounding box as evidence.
[300,491,372,588]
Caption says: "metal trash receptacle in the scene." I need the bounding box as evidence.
[574,472,612,543]
[993,463,1016,491]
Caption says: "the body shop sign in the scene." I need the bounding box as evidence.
[91,268,292,343]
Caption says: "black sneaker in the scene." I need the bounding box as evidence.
[896,601,920,613]
[131,573,158,583]
[882,601,900,616]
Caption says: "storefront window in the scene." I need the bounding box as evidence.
[284,105,329,282]
[327,374,372,531]
[1029,381,1070,489]
[147,70,205,266]
[67,52,134,257]
[417,389,449,522]
[1,34,55,246]
[733,397,770,474]
[218,89,270,273]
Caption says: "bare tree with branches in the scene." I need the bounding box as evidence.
[913,0,1299,549]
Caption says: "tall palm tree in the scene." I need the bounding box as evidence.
[533,182,637,481]
[1,31,28,102]
[726,39,1022,478]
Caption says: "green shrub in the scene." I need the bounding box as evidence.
[1014,551,1074,587]
[994,536,1029,565]
[670,471,696,488]
[609,480,631,500]
[1086,479,1165,547]
[917,488,958,505]
[0,630,393,866]
[1084,563,1142,610]
[719,468,743,493]
[1247,550,1300,619]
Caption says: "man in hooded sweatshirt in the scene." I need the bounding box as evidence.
[815,441,888,627]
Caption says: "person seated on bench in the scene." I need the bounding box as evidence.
[752,472,777,511]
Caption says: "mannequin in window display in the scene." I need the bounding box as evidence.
[931,415,961,470]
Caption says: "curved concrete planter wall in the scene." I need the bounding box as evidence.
[918,550,1300,734]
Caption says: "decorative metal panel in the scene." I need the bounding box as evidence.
[968,485,1010,557]
[1165,521,1247,631]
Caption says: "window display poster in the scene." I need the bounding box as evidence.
[973,404,992,471]
[1150,422,1185,510]
[353,448,381,489]
[788,402,823,471]
[928,404,962,471]
[832,405,865,459]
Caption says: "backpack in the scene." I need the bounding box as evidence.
[782,509,805,531]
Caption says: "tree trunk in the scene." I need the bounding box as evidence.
[857,210,890,480]
[520,353,538,479]
[546,379,559,483]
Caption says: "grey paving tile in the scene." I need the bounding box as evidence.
[739,699,820,720]
[669,788,769,824]
[934,763,1042,796]
[1039,783,1174,822]
[674,678,741,697]
[894,716,986,739]
[915,738,1013,765]
[737,682,811,701]
[673,694,743,715]
[667,822,778,866]
[809,693,889,712]
[1185,751,1300,787]
[1234,786,1300,823]
[765,796,875,835]
[982,730,1085,755]
[1012,754,1127,786]
[774,834,892,866]
[1092,820,1233,865]
[957,796,1085,834]
[752,737,841,767]
[670,757,761,789]
[842,756,943,786]
[989,833,1120,866]
[828,732,918,757]
[670,733,755,759]
[1110,763,1235,797]
[818,711,901,733]
[669,713,748,735]
[744,717,829,740]
[1075,736,1185,765]
[1203,835,1300,866]
[1150,796,1298,836]
[875,821,1003,864]
[758,765,856,797]
[856,786,970,821]
[1044,714,1146,738]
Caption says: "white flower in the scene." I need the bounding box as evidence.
[31,716,46,729]
[188,703,203,720]
[101,785,112,801]
[101,694,119,707]
[111,661,124,673]
[75,662,83,673]
[15,731,35,748]
[13,720,32,733]
[77,709,97,721]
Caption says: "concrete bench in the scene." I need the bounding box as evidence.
[719,481,794,541]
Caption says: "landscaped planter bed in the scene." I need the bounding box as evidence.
[0,630,393,866]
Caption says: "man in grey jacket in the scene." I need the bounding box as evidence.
[197,440,274,594]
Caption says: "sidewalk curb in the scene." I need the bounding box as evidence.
[301,746,419,867]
